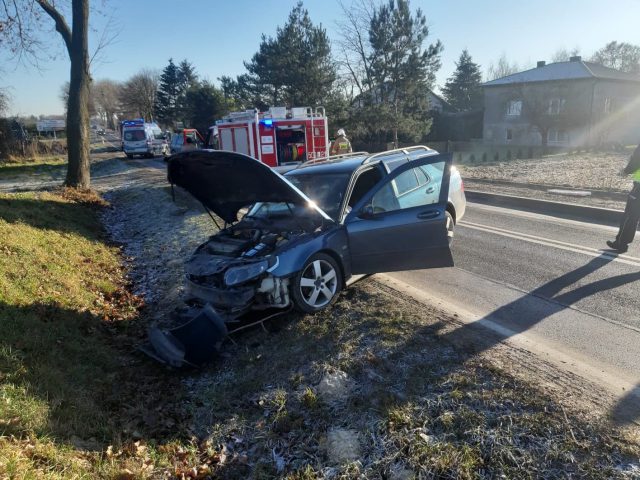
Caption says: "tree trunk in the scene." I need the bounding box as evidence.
[65,0,91,189]
[393,100,399,149]
[540,127,549,156]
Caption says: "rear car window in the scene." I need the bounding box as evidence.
[124,129,145,141]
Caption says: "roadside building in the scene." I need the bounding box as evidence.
[482,56,640,148]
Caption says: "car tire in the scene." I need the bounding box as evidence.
[291,253,342,313]
[445,210,455,245]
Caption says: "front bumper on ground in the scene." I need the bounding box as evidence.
[140,303,228,367]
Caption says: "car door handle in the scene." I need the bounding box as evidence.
[417,210,440,220]
[425,186,435,194]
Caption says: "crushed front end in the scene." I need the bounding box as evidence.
[183,212,321,322]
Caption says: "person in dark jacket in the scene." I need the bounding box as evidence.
[607,144,640,253]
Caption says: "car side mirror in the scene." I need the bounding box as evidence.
[358,205,375,219]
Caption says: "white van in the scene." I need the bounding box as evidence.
[122,120,169,159]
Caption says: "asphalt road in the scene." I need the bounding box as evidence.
[388,201,640,413]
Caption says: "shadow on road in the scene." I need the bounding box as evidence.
[433,253,640,424]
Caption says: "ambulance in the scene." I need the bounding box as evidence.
[214,106,329,167]
[121,119,169,158]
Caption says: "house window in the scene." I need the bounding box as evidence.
[547,128,568,144]
[604,97,612,114]
[548,98,565,115]
[506,129,513,141]
[506,100,522,116]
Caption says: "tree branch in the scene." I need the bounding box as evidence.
[89,13,120,68]
[35,0,72,57]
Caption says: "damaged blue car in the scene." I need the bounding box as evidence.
[144,146,464,366]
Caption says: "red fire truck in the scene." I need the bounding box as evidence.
[214,106,328,167]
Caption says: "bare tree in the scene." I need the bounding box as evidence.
[92,79,120,129]
[335,0,376,97]
[0,0,93,188]
[504,82,586,152]
[486,53,520,81]
[119,69,159,121]
[551,46,580,63]
[591,41,640,73]
[0,90,9,116]
[60,80,96,116]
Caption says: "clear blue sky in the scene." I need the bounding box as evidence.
[2,0,639,116]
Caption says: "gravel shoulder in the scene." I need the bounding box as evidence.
[92,157,639,478]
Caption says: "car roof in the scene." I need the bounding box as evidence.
[285,146,439,177]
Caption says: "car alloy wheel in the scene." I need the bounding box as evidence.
[293,253,342,313]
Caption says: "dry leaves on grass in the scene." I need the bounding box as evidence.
[58,186,110,208]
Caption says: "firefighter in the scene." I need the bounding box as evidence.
[330,128,352,156]
[607,144,640,253]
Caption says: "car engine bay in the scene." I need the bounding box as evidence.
[183,212,322,319]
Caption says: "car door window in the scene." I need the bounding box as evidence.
[393,168,419,195]
[370,162,445,213]
[415,167,429,186]
[348,168,383,209]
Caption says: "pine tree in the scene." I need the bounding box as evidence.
[363,0,443,145]
[226,1,335,108]
[442,50,483,111]
[177,60,199,92]
[184,81,227,134]
[154,59,180,127]
[176,60,199,125]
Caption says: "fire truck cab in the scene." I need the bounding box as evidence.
[215,106,328,167]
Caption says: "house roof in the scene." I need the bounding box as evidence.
[483,60,640,87]
[427,90,455,111]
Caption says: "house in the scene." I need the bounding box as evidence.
[482,56,640,148]
[427,90,453,113]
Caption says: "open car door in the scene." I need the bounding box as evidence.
[345,153,454,274]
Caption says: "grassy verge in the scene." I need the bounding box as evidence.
[0,156,68,179]
[189,284,640,479]
[0,189,192,478]
[0,188,638,478]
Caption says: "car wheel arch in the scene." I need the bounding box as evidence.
[446,202,457,224]
[305,248,346,284]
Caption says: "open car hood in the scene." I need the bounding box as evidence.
[167,150,331,224]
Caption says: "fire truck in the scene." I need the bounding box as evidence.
[214,106,328,167]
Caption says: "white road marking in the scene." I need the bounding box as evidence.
[460,220,640,268]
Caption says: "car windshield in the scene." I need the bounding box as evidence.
[152,128,164,140]
[285,172,351,220]
[124,129,145,141]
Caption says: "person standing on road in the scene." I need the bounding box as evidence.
[329,128,352,156]
[607,144,640,253]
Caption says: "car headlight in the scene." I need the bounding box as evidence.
[224,259,270,286]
